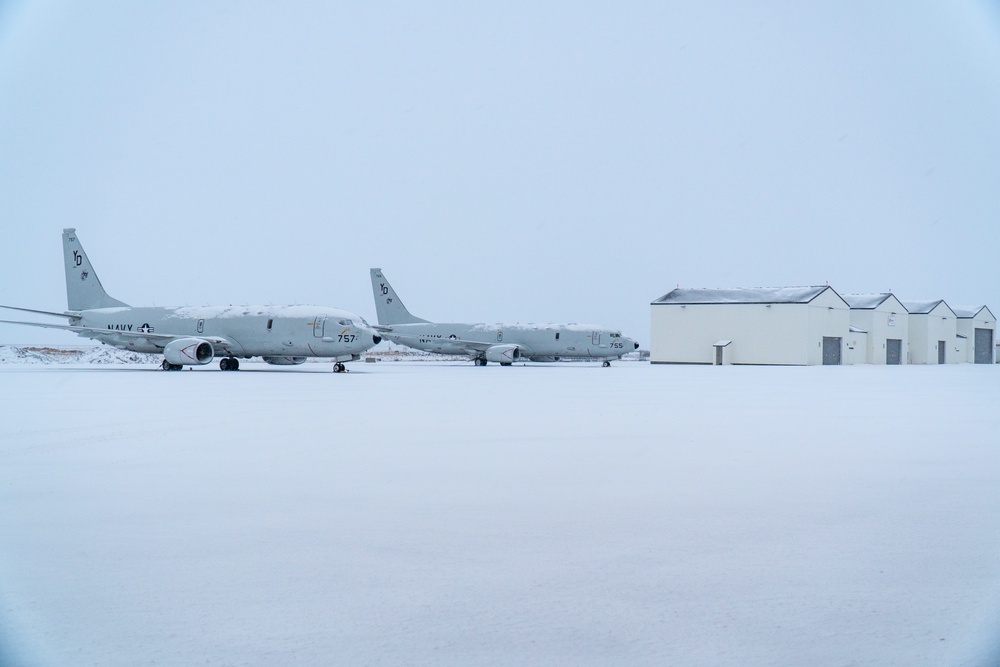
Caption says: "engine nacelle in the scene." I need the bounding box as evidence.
[484,344,521,365]
[163,338,214,366]
[262,356,307,365]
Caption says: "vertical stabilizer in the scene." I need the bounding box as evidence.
[370,268,428,325]
[63,228,129,311]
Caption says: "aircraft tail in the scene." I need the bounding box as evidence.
[63,228,129,311]
[370,268,428,325]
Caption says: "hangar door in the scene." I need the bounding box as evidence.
[975,328,994,364]
[886,339,902,365]
[822,337,842,365]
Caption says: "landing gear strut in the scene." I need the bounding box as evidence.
[220,357,240,371]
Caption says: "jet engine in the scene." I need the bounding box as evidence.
[163,338,214,366]
[262,356,307,365]
[484,344,521,365]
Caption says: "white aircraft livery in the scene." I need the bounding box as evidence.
[370,268,639,366]
[0,229,381,371]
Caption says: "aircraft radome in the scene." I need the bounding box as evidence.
[369,268,639,367]
[0,229,381,372]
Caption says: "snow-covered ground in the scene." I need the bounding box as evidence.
[1,360,998,666]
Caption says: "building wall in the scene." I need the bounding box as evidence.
[651,303,807,364]
[650,290,850,366]
[804,290,851,365]
[848,298,908,364]
[845,330,868,365]
[908,304,957,364]
[956,313,996,363]
[956,336,968,363]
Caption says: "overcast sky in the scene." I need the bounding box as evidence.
[2,2,999,348]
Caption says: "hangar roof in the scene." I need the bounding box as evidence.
[652,286,841,306]
[952,305,996,321]
[842,293,907,311]
[902,300,956,316]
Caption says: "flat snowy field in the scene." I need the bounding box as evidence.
[1,360,999,666]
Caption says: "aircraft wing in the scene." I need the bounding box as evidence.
[381,331,496,355]
[0,319,236,351]
[0,304,78,319]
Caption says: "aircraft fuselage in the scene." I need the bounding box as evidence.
[381,321,634,362]
[78,304,376,359]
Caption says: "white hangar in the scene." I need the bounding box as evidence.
[901,300,957,364]
[650,286,850,365]
[841,294,909,365]
[953,305,996,364]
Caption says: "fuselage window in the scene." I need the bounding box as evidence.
[267,319,273,331]
[555,332,560,340]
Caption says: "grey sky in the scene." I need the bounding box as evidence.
[2,2,999,348]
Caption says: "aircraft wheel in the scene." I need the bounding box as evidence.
[220,358,230,371]
[161,359,170,371]
[602,361,611,368]
[230,358,240,371]
[476,358,487,366]
[333,362,346,373]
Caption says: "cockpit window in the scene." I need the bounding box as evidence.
[611,333,621,338]
[338,319,353,326]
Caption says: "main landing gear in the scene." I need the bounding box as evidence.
[161,360,183,371]
[602,361,611,367]
[333,362,347,373]
[474,358,488,366]
[220,357,240,371]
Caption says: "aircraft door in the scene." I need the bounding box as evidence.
[592,331,601,346]
[313,316,326,338]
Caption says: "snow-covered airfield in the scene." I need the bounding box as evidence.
[2,352,999,666]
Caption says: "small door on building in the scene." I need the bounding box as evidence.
[886,338,902,365]
[715,346,723,365]
[937,340,946,364]
[974,328,994,364]
[822,337,842,365]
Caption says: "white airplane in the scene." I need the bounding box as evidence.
[0,229,381,372]
[370,268,639,366]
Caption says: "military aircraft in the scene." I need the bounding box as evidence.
[369,268,638,366]
[0,229,381,372]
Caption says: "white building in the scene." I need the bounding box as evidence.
[902,300,957,364]
[650,286,850,365]
[953,306,996,364]
[841,294,909,365]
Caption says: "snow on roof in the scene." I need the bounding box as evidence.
[652,286,835,305]
[841,293,902,310]
[901,300,954,316]
[951,305,996,320]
